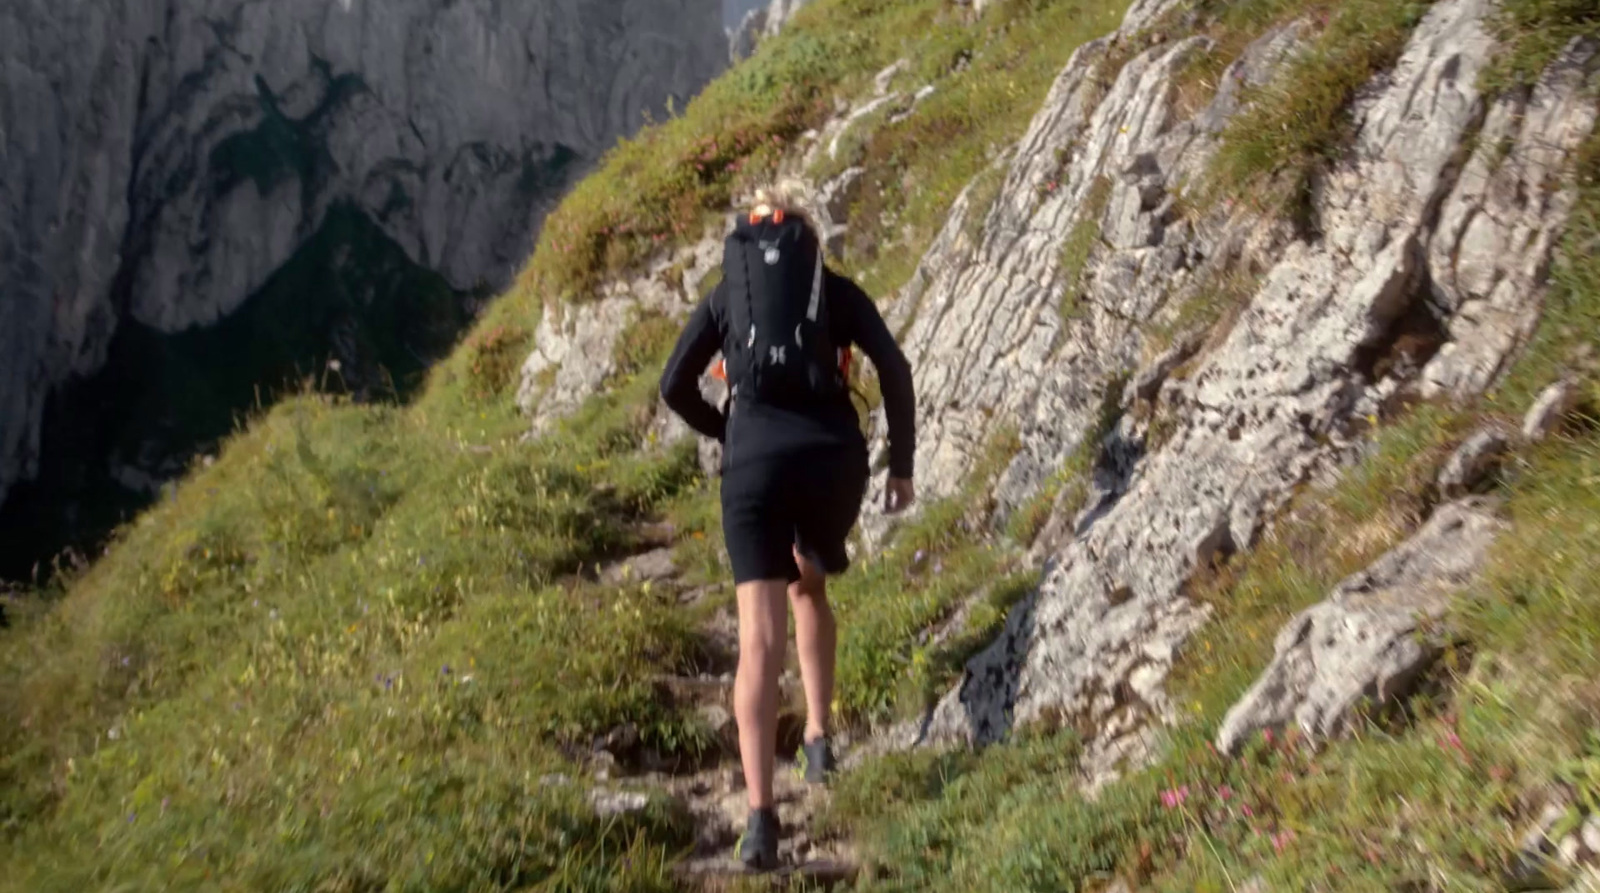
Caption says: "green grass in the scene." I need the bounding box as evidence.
[831,427,1027,726]
[1484,0,1600,90]
[1057,176,1114,322]
[0,338,713,888]
[835,0,1131,302]
[1204,0,1437,213]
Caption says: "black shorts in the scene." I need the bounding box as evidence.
[720,446,869,585]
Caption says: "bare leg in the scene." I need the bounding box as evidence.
[735,579,788,810]
[789,547,836,742]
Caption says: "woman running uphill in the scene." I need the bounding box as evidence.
[659,186,916,872]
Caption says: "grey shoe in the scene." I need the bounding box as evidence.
[738,807,781,872]
[801,736,837,785]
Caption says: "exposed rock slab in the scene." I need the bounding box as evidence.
[1524,377,1585,441]
[517,233,722,427]
[1421,39,1600,400]
[599,548,679,587]
[911,0,1573,759]
[1436,427,1512,498]
[857,10,1308,552]
[1215,497,1506,755]
[729,0,811,63]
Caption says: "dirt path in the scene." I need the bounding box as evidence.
[589,544,863,889]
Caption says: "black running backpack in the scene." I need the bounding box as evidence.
[721,211,845,406]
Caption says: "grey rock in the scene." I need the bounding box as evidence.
[859,19,1307,553]
[1126,334,1201,406]
[0,0,728,509]
[1436,427,1511,497]
[1584,816,1600,859]
[912,0,1546,759]
[588,789,651,818]
[1524,377,1583,441]
[1527,799,1575,854]
[729,0,810,63]
[599,549,679,587]
[1215,498,1506,755]
[1421,39,1599,400]
[517,232,722,426]
[1120,0,1187,34]
[698,703,736,742]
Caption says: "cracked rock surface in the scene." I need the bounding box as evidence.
[874,0,1595,768]
[1215,497,1506,755]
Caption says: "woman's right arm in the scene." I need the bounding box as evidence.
[659,287,727,442]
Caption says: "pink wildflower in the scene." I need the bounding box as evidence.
[1242,803,1255,818]
[1217,784,1233,802]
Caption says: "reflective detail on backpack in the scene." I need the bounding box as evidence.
[806,252,823,322]
[794,323,803,347]
[768,345,787,366]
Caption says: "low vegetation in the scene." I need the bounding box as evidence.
[1203,0,1437,214]
[4,0,1598,889]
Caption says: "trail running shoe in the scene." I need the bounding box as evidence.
[738,807,781,872]
[801,736,837,785]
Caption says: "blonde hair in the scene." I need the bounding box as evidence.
[749,178,819,229]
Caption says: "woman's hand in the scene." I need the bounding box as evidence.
[884,477,916,515]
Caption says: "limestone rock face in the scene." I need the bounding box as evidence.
[0,0,726,508]
[729,0,811,63]
[876,0,1595,765]
[1214,498,1506,755]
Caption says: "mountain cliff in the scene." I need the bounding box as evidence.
[0,0,725,572]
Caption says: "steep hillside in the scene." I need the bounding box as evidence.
[3,0,1599,890]
[0,0,726,579]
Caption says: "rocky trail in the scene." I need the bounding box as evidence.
[570,539,864,888]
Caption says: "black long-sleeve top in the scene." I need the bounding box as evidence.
[659,269,916,479]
